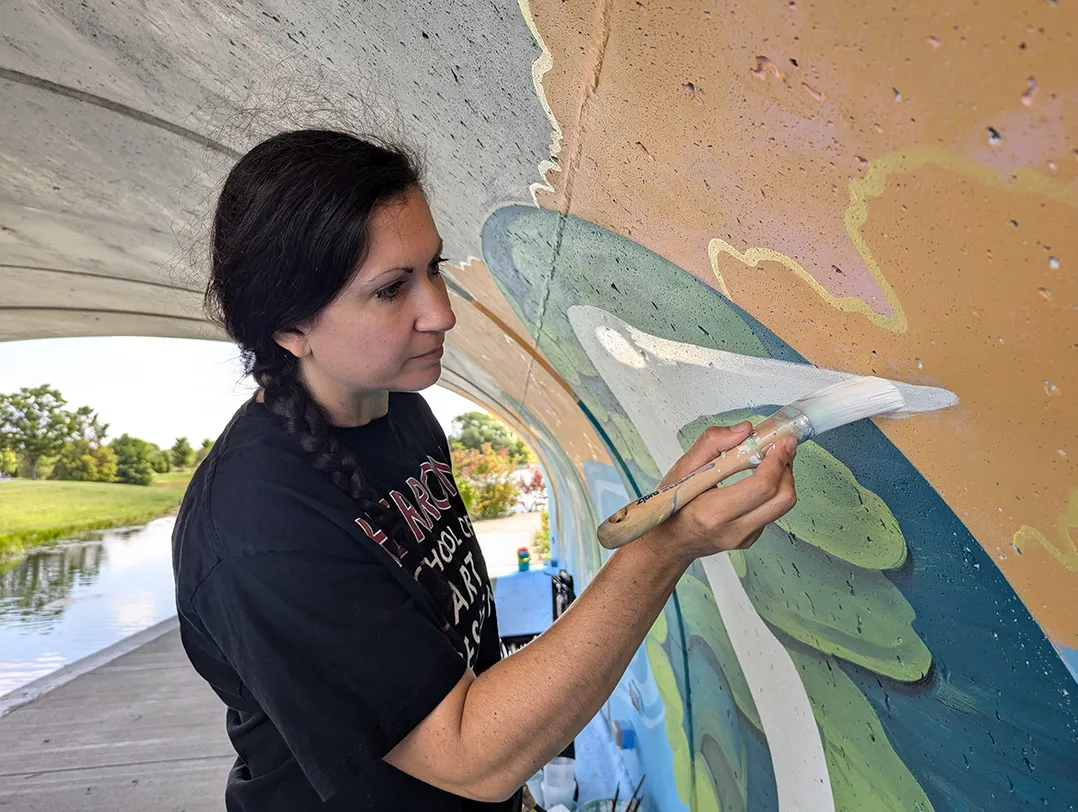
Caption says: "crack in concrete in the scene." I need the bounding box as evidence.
[521,0,614,408]
[0,67,240,159]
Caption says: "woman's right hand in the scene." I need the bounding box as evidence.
[637,422,798,568]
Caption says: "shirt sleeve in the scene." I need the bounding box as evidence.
[191,549,468,802]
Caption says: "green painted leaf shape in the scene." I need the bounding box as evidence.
[678,568,762,731]
[678,410,907,570]
[788,647,934,812]
[743,526,932,681]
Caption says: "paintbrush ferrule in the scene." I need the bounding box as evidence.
[742,407,815,462]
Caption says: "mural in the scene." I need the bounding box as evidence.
[478,204,1078,810]
[4,0,1075,809]
[479,2,1076,808]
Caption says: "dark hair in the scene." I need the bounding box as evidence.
[206,129,452,613]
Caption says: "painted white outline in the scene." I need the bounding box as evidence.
[571,304,955,810]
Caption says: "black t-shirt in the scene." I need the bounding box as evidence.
[172,391,522,811]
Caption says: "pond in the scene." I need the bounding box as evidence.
[0,517,177,697]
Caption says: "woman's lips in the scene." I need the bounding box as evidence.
[414,345,444,359]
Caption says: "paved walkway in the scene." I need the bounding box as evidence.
[473,510,545,579]
[0,623,232,811]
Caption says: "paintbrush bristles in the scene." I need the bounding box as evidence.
[789,376,905,436]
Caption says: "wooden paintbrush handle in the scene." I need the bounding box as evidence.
[596,414,806,550]
[596,444,759,549]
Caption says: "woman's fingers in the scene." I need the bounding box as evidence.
[659,422,754,486]
[687,437,796,525]
[729,461,797,542]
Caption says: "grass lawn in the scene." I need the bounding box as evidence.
[0,472,195,556]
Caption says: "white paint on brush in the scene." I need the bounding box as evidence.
[573,305,954,812]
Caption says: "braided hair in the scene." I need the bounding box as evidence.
[205,129,452,613]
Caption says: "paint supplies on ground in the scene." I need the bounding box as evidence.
[540,755,576,810]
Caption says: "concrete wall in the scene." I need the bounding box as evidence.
[2,1,1075,809]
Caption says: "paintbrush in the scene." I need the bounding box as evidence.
[611,784,620,811]
[626,773,645,812]
[597,377,907,550]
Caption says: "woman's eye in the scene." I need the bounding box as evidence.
[430,256,449,274]
[375,281,404,301]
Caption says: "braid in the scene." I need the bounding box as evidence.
[251,347,454,615]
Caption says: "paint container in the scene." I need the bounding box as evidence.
[541,755,577,811]
[526,770,544,807]
[544,756,575,786]
[540,782,576,811]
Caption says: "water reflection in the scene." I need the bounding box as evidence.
[0,517,177,696]
[0,541,107,627]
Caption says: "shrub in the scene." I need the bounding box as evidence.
[50,440,118,482]
[533,508,550,559]
[450,442,520,519]
[110,434,157,486]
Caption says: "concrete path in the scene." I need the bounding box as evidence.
[473,510,544,579]
[0,625,231,811]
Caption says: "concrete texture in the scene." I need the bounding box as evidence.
[3,1,1078,810]
[0,627,232,811]
[0,0,552,341]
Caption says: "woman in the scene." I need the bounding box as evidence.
[172,129,798,811]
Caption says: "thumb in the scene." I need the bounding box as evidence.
[661,421,754,486]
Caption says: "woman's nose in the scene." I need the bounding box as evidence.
[416,277,457,333]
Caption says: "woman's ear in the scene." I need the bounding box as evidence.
[273,326,312,359]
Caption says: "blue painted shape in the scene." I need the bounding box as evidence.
[583,459,631,522]
[1059,647,1078,688]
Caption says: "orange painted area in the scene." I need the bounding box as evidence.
[526,0,1078,644]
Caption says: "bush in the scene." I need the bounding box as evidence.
[533,508,550,560]
[1,448,17,476]
[170,437,194,468]
[110,434,157,486]
[149,447,171,474]
[50,440,118,482]
[193,438,214,466]
[450,442,520,520]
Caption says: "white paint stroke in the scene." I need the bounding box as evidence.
[592,318,958,417]
[572,304,951,811]
[517,0,565,205]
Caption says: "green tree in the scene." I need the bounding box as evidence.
[69,405,109,445]
[170,436,194,468]
[0,386,76,480]
[51,440,118,482]
[449,411,533,465]
[193,438,214,466]
[110,434,157,486]
[147,443,171,474]
[532,508,550,559]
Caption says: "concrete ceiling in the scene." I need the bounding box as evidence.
[1,0,552,342]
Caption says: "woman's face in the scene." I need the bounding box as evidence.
[281,188,456,401]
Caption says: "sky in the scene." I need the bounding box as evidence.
[0,336,480,449]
